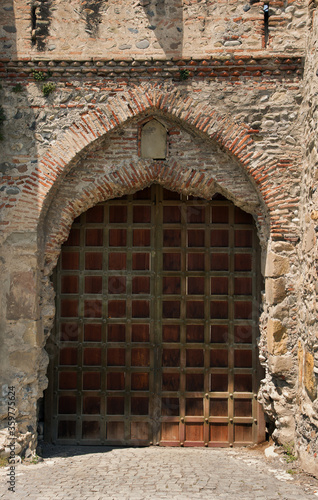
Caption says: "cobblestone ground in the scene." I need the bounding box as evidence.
[1,445,318,500]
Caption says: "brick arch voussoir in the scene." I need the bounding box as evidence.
[38,87,259,209]
[5,87,269,244]
[44,157,264,274]
[150,89,256,167]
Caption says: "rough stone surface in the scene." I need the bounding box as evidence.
[265,278,286,305]
[294,0,318,476]
[304,351,317,402]
[0,0,308,60]
[6,272,37,320]
[265,252,290,278]
[268,354,294,380]
[267,319,288,356]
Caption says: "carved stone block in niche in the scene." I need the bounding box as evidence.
[141,119,167,159]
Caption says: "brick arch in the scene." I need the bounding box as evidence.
[39,86,258,190]
[38,102,278,444]
[9,84,272,240]
[6,83,300,251]
[43,156,265,273]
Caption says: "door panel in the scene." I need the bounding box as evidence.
[47,185,264,447]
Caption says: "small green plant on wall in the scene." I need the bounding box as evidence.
[42,82,56,97]
[32,70,55,97]
[179,69,190,81]
[32,70,51,81]
[0,105,6,141]
[12,84,23,93]
[283,442,297,464]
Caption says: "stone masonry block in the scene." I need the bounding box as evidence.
[141,119,167,159]
[265,277,286,305]
[298,344,317,402]
[303,223,316,254]
[304,350,317,402]
[268,354,294,379]
[311,210,318,221]
[298,340,304,387]
[6,272,37,320]
[267,319,287,355]
[9,350,38,369]
[265,252,290,278]
[271,241,294,253]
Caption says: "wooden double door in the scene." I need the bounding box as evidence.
[46,185,265,446]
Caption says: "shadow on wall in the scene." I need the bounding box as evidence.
[1,0,16,60]
[141,0,183,57]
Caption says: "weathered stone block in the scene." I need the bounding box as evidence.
[298,449,318,479]
[268,354,294,378]
[273,415,296,445]
[298,340,303,387]
[267,319,287,355]
[6,272,37,320]
[5,232,37,248]
[265,252,290,278]
[9,350,38,369]
[271,241,294,253]
[23,322,41,348]
[141,119,167,159]
[311,210,318,221]
[265,277,286,305]
[303,223,316,253]
[272,301,289,321]
[304,350,317,401]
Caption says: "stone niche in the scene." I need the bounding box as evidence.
[140,119,167,159]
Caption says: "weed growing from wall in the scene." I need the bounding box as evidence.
[32,70,55,97]
[12,84,23,93]
[179,69,190,81]
[32,70,51,81]
[42,82,56,97]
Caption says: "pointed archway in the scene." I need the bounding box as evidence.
[45,184,265,446]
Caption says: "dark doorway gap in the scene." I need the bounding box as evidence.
[31,5,37,45]
[264,2,269,48]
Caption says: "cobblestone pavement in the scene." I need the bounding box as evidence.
[1,445,318,500]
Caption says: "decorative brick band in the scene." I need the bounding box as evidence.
[0,56,304,81]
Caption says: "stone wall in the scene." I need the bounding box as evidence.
[0,0,317,478]
[295,1,318,476]
[1,0,308,60]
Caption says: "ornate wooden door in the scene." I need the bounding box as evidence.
[46,185,265,446]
